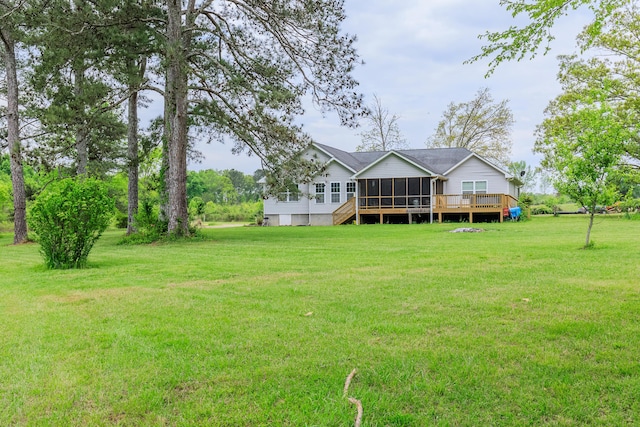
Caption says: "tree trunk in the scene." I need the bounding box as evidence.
[1,27,28,244]
[74,66,88,175]
[165,0,190,236]
[127,81,139,235]
[585,208,596,248]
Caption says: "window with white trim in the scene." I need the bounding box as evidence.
[315,183,325,204]
[462,180,488,194]
[277,183,301,202]
[277,191,300,202]
[331,182,341,203]
[346,181,356,200]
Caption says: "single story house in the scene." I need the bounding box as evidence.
[263,142,522,226]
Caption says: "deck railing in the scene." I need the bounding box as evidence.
[334,193,519,224]
[435,194,518,210]
[357,196,431,209]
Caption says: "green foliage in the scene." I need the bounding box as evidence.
[0,174,11,221]
[537,101,629,247]
[187,169,262,204]
[539,104,626,207]
[531,205,554,215]
[188,196,205,221]
[468,0,621,74]
[203,201,262,223]
[123,199,168,244]
[519,193,534,208]
[28,177,114,269]
[620,197,640,220]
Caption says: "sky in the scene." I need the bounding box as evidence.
[180,0,595,174]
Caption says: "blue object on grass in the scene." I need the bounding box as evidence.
[509,206,522,219]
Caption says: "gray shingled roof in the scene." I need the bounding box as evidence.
[314,143,474,175]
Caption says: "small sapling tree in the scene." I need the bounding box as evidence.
[536,102,629,248]
[29,177,114,268]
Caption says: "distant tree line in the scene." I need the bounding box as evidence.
[0,154,264,230]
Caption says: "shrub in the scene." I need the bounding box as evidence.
[531,205,554,215]
[114,211,128,229]
[117,199,168,244]
[28,178,114,269]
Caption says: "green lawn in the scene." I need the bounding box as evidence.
[1,216,639,426]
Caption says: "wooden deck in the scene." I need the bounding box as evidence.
[333,194,519,225]
[433,194,518,223]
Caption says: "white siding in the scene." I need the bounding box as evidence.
[358,154,428,179]
[308,162,355,214]
[446,157,509,194]
[510,181,520,198]
[263,159,355,222]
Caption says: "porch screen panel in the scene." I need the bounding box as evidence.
[394,178,407,207]
[367,179,379,207]
[381,179,392,206]
[367,179,379,196]
[408,178,420,206]
[408,178,420,195]
[421,177,431,206]
[421,177,431,195]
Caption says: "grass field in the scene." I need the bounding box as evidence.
[1,216,639,426]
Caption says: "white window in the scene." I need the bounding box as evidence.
[277,191,300,202]
[277,184,300,202]
[346,181,356,200]
[462,181,488,194]
[315,183,325,204]
[331,182,341,203]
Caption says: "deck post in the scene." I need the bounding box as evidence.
[469,212,473,224]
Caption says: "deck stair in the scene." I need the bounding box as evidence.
[333,197,356,225]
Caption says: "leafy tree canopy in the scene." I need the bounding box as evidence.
[537,97,631,247]
[467,0,624,75]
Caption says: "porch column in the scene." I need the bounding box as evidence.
[430,178,435,224]
[355,181,360,225]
